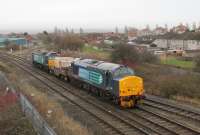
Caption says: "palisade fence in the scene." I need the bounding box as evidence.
[20,93,57,135]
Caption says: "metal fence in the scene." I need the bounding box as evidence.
[20,93,57,135]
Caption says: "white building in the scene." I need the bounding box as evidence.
[153,27,168,35]
[137,28,153,37]
[153,39,200,50]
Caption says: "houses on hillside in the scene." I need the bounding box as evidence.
[171,24,188,34]
[137,25,168,37]
[154,27,168,35]
[128,27,138,41]
[137,28,153,37]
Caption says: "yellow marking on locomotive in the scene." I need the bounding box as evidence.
[119,76,144,97]
[48,59,56,69]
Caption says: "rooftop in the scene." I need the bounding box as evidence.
[157,32,200,40]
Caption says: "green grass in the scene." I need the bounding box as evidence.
[161,57,195,69]
[82,45,111,60]
[82,44,103,53]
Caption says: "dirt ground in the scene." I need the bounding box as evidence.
[0,72,37,135]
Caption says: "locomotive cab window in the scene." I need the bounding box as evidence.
[113,67,134,78]
[106,71,112,87]
[49,53,57,59]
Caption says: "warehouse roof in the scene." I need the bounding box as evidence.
[157,32,200,40]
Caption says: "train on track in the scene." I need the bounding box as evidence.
[32,51,145,108]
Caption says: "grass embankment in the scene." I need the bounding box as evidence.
[57,44,110,61]
[82,45,110,60]
[160,56,195,69]
[20,84,91,135]
[0,60,91,135]
[135,64,200,106]
[0,71,37,135]
[0,102,37,135]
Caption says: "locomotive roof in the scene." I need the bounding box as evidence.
[74,59,121,72]
[32,51,57,56]
[46,52,57,56]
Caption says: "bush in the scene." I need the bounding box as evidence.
[158,75,200,99]
[111,44,159,65]
[37,33,52,44]
[54,34,84,51]
[194,55,200,72]
[141,50,159,64]
[111,44,140,64]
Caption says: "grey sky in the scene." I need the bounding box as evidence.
[1,0,200,33]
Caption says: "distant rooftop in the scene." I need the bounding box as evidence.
[157,32,200,40]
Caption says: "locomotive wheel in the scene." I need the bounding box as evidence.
[99,91,103,97]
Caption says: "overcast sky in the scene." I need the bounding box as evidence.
[1,0,200,33]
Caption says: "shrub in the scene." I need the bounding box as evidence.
[141,50,159,64]
[111,44,159,65]
[111,44,140,64]
[194,55,200,72]
[158,75,200,99]
[54,34,84,51]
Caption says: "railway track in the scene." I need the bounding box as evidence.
[144,95,200,123]
[1,53,200,135]
[0,53,150,135]
[132,106,199,135]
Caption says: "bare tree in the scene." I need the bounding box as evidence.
[79,28,84,35]
[65,28,69,33]
[115,26,119,34]
[54,26,58,34]
[146,24,150,30]
[124,26,128,36]
[192,22,197,31]
[71,29,74,34]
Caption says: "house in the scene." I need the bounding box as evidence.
[25,35,33,45]
[153,27,168,35]
[128,28,138,41]
[137,28,153,37]
[171,24,188,34]
[195,26,200,32]
[153,39,200,50]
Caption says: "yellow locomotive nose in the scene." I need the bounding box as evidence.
[119,76,144,97]
[119,76,144,108]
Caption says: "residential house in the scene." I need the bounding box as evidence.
[128,27,138,41]
[137,28,153,37]
[171,24,188,34]
[153,27,168,35]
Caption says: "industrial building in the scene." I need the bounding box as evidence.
[0,37,28,48]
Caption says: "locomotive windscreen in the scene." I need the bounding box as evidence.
[113,67,134,78]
